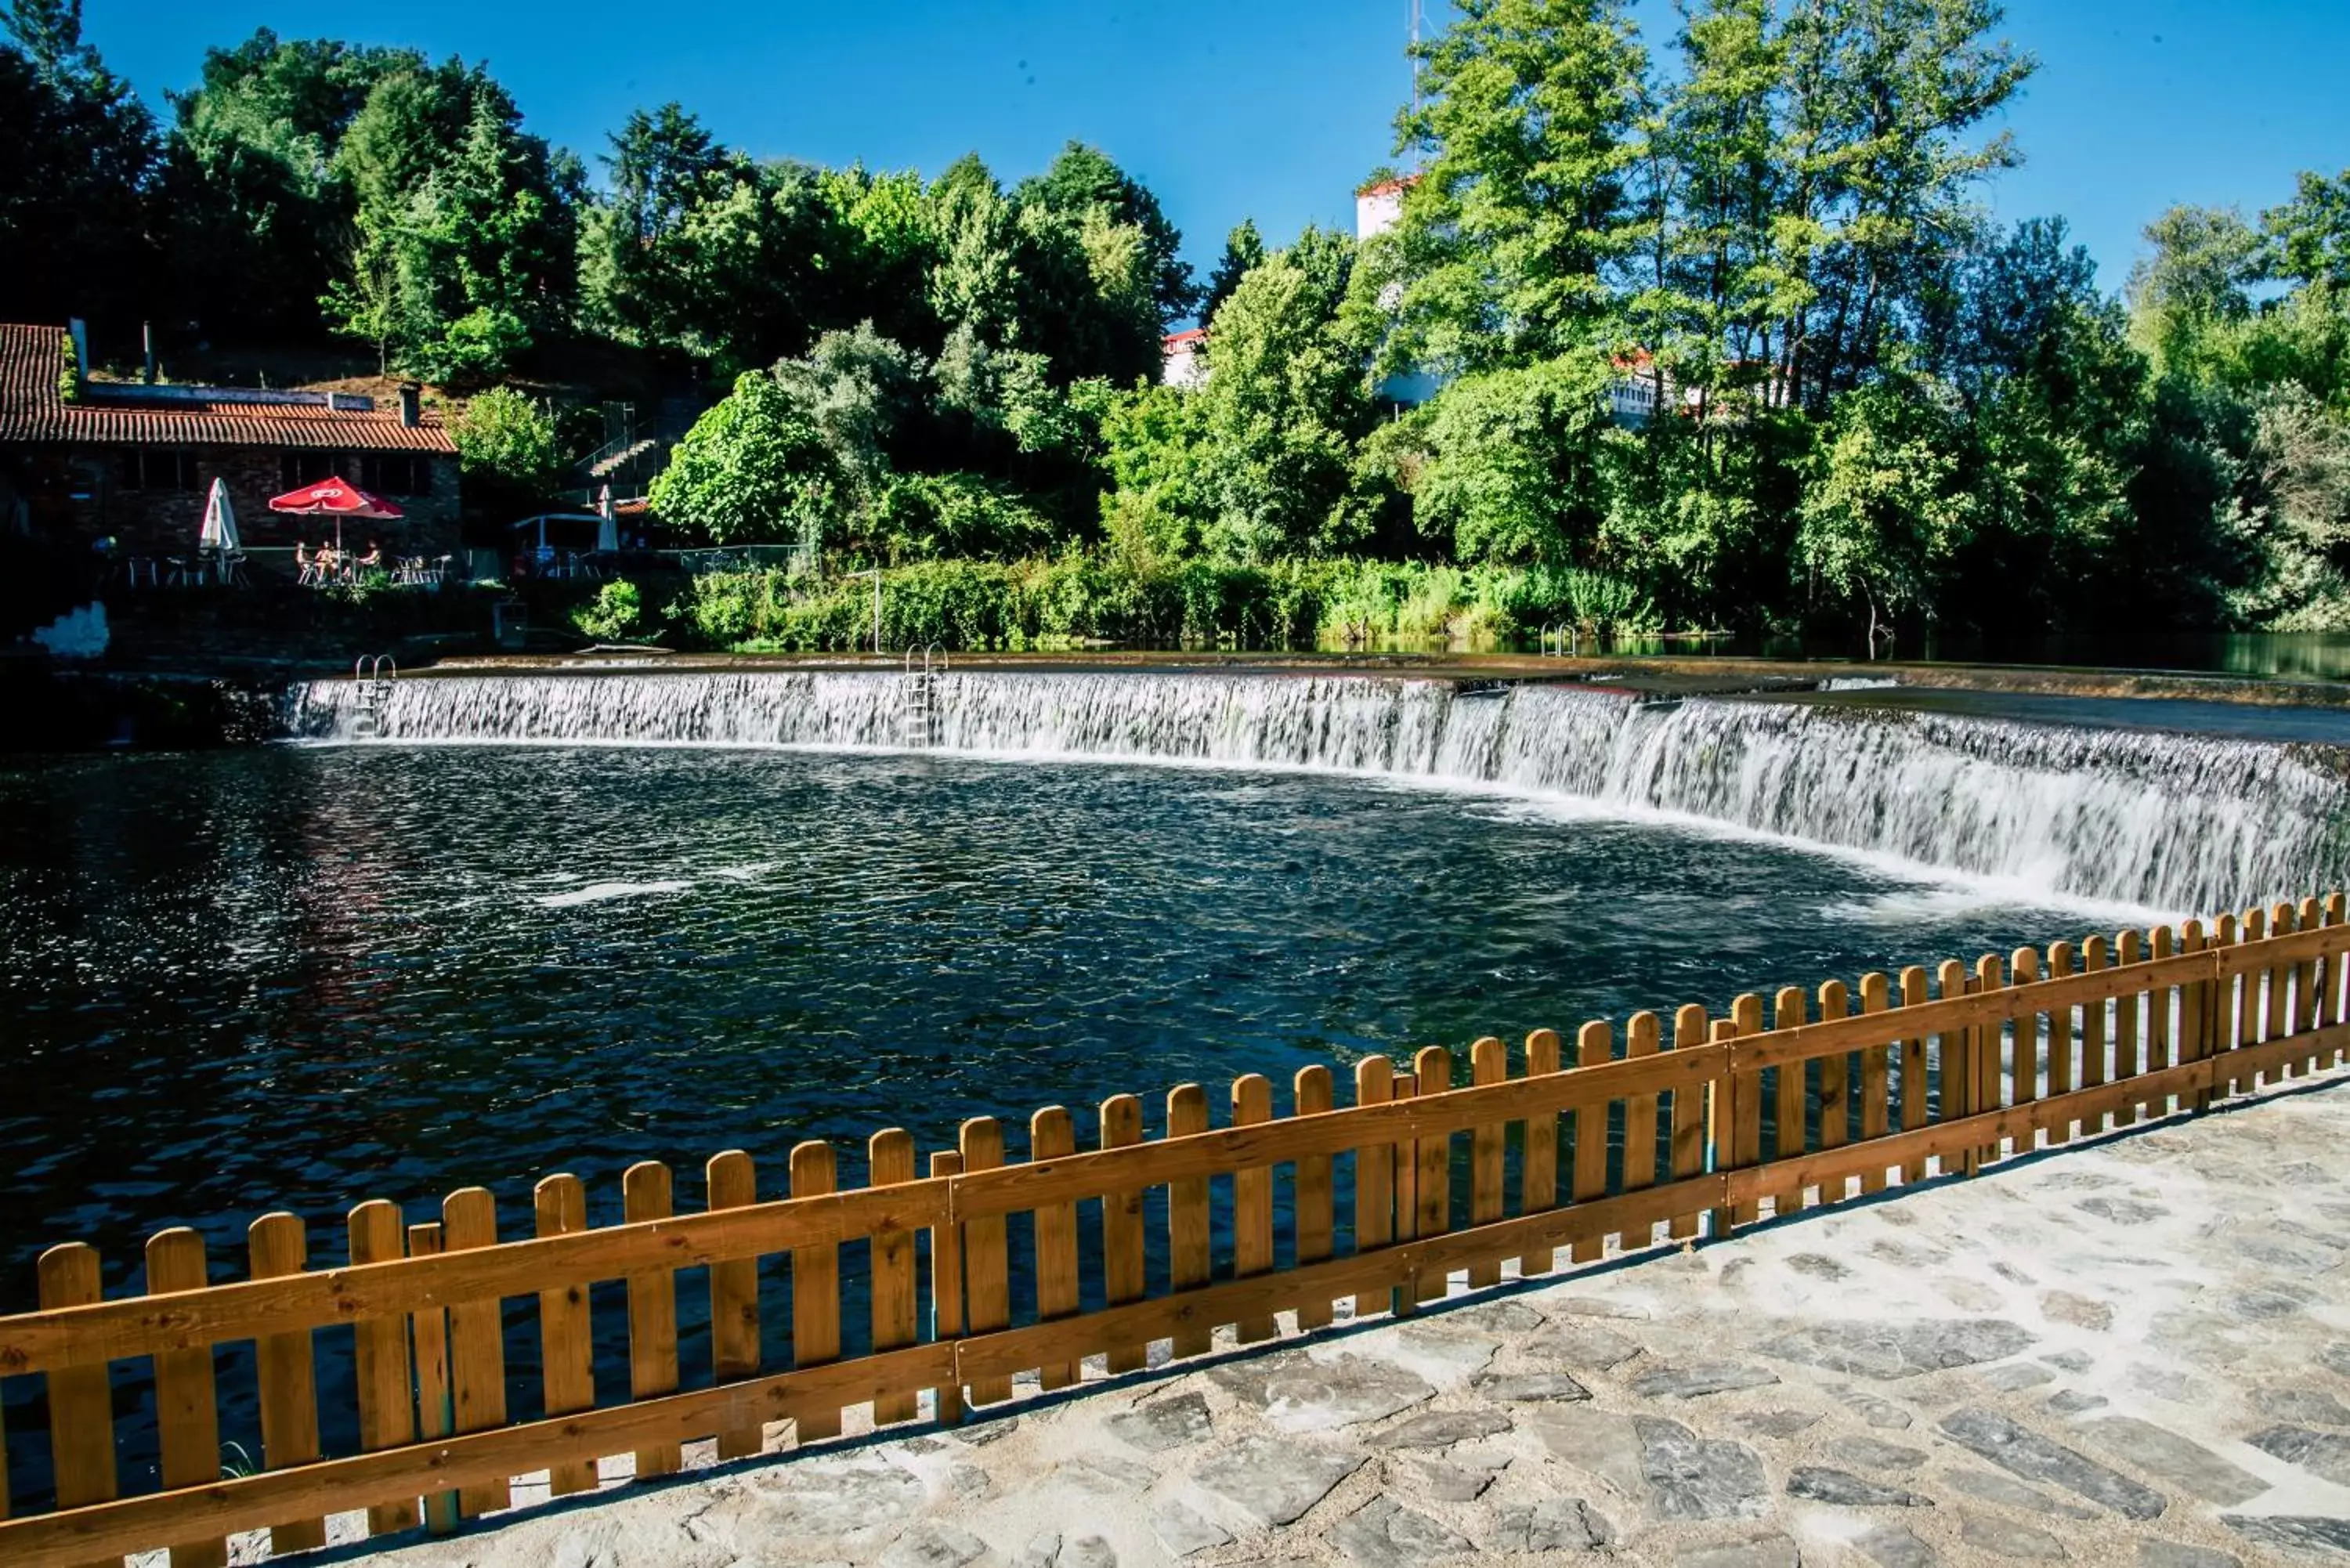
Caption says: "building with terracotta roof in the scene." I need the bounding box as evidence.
[0,321,461,559]
[1160,327,1209,388]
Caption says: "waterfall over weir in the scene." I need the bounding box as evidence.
[284,670,2350,913]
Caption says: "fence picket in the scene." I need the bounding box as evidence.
[866,1134,918,1423]
[790,1142,844,1435]
[1668,1005,1708,1238]
[2182,920,2211,1111]
[2037,944,2066,1144]
[248,1213,324,1553]
[1030,1108,1082,1383]
[1468,1038,1508,1287]
[928,1151,966,1425]
[622,1162,679,1478]
[532,1175,597,1497]
[1899,966,1930,1183]
[2113,931,2144,1126]
[1350,1057,1396,1320]
[1730,995,1766,1221]
[707,1150,765,1454]
[1293,1067,1335,1328]
[1816,981,1850,1181]
[1936,959,1970,1175]
[146,1228,226,1568]
[403,1223,457,1537]
[1579,1020,1617,1259]
[1096,1098,1148,1372]
[2081,936,2111,1133]
[2225,910,2255,1093]
[1854,977,1890,1193]
[1770,988,1809,1212]
[347,1201,417,1536]
[1231,1077,1276,1341]
[1412,1046,1452,1303]
[2271,901,2298,1081]
[1974,955,2008,1166]
[1164,1089,1211,1357]
[1517,1028,1561,1279]
[440,1187,509,1516]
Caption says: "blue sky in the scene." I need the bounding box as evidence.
[82,0,2350,299]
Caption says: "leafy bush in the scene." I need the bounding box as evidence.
[573,579,645,641]
[56,332,79,403]
[449,385,559,490]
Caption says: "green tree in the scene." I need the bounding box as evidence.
[1014,141,1198,323]
[0,0,158,327]
[1190,244,1375,561]
[448,385,560,490]
[648,370,841,548]
[1797,380,1971,652]
[1414,354,1618,565]
[1389,0,1647,372]
[1201,219,1265,326]
[322,60,577,381]
[157,30,418,338]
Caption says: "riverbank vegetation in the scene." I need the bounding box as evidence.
[6,0,2348,651]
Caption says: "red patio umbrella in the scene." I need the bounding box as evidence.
[266,476,403,554]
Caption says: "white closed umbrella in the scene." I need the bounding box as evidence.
[197,477,240,554]
[597,485,620,553]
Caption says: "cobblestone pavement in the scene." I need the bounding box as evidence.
[321,1078,2350,1568]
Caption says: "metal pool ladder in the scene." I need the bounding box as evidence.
[352,654,398,739]
[898,645,946,749]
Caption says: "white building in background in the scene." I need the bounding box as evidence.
[1354,175,1445,406]
[1160,327,1209,388]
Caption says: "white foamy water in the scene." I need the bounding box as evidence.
[282,670,2350,914]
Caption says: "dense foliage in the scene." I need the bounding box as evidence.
[8,0,2349,648]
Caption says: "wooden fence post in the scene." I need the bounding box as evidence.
[707,1149,765,1453]
[1391,1071,1419,1313]
[2081,935,2111,1132]
[1899,967,1930,1183]
[1933,960,1970,1176]
[1097,1097,1148,1368]
[248,1212,325,1554]
[2223,910,2254,1094]
[1412,1046,1453,1304]
[864,1132,919,1423]
[1816,981,1850,1186]
[623,1162,680,1477]
[532,1175,598,1496]
[441,1187,509,1516]
[1294,1066,1336,1327]
[1730,994,1765,1221]
[1518,1028,1561,1279]
[146,1227,226,1568]
[2113,930,2144,1126]
[1468,1037,1508,1288]
[1350,1057,1394,1321]
[347,1201,417,1536]
[1973,954,2008,1168]
[1571,1022,1613,1260]
[1706,1016,1743,1237]
[789,1140,843,1435]
[1163,1090,1211,1357]
[1857,974,1891,1188]
[1668,1005,1709,1238]
[2180,919,2210,1111]
[928,1149,967,1426]
[1029,1108,1082,1384]
[1770,987,1809,1214]
[2270,900,2298,1082]
[403,1223,457,1537]
[1231,1077,1276,1341]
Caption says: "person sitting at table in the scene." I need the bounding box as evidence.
[315,542,340,578]
[359,541,382,570]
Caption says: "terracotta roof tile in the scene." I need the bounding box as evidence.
[0,323,458,454]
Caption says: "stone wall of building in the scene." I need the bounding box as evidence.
[32,446,460,561]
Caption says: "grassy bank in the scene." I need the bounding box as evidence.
[632,555,1665,654]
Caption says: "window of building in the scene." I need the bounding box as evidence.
[118,449,199,491]
[361,453,431,496]
[280,451,345,490]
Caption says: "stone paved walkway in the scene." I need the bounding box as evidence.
[329,1077,2350,1568]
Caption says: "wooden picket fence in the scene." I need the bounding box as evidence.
[4,895,2350,1566]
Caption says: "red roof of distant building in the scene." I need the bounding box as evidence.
[0,323,457,453]
[1163,328,1209,349]
[1358,174,1423,197]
